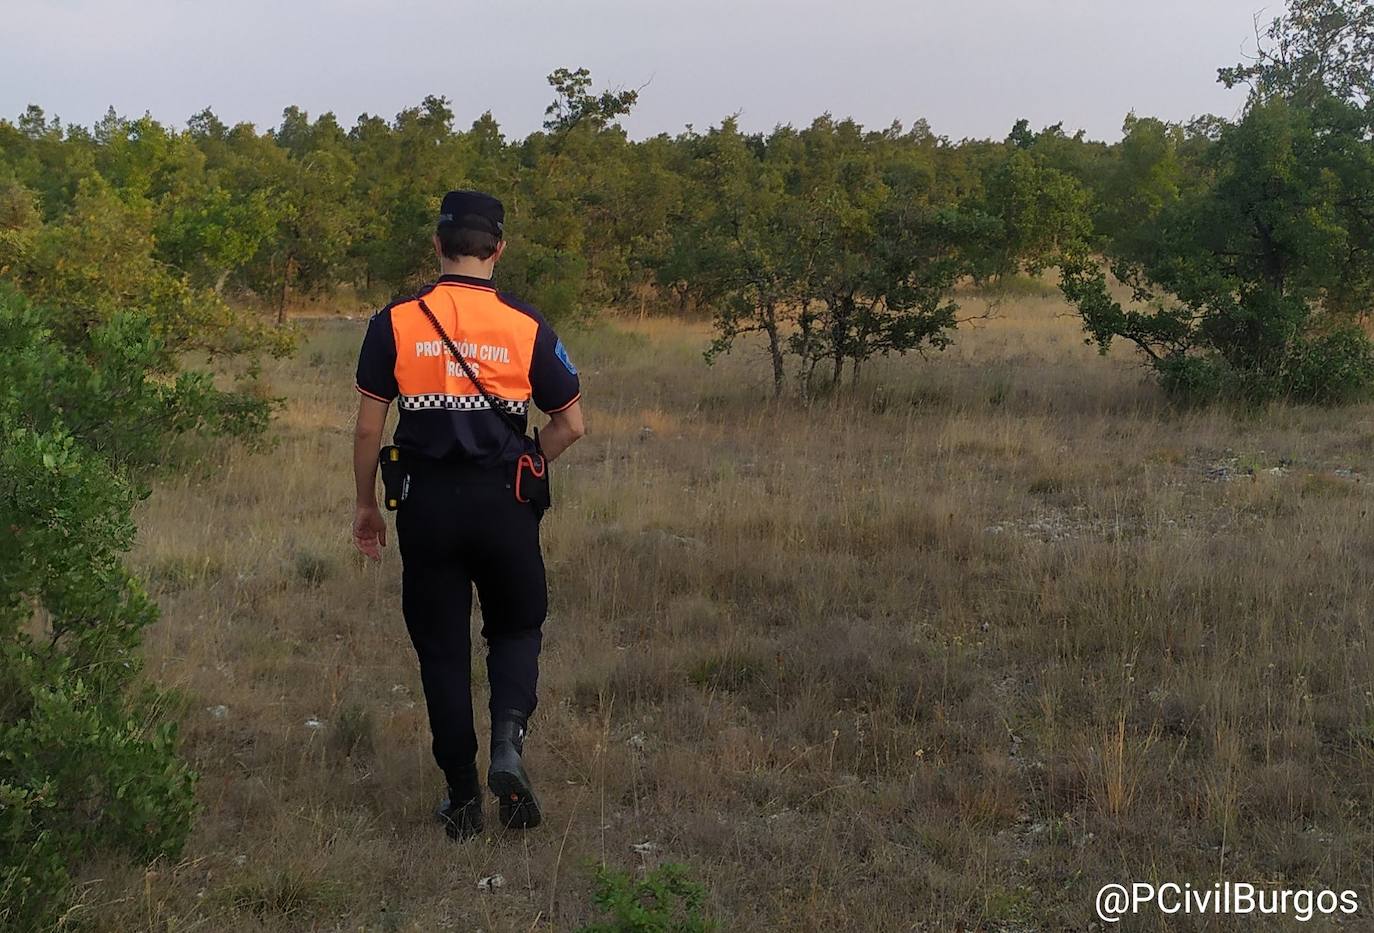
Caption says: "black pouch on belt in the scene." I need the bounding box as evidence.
[378,445,409,511]
[515,429,552,517]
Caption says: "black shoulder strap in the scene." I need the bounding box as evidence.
[416,297,531,442]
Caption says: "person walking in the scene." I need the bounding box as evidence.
[350,190,584,839]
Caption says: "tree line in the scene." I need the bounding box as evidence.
[2,3,1370,405]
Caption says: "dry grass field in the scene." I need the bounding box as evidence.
[79,287,1374,930]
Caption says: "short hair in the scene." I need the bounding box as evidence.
[437,224,500,261]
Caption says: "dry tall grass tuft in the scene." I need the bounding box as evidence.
[80,292,1374,930]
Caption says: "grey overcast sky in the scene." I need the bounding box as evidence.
[4,0,1270,142]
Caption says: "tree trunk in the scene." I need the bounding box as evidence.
[276,254,291,326]
[1257,220,1286,293]
[793,304,814,402]
[830,300,850,386]
[762,300,784,398]
[802,356,820,402]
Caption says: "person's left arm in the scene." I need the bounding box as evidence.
[540,399,584,461]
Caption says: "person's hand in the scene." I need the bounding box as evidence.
[352,503,387,561]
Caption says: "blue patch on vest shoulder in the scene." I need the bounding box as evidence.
[554,339,577,375]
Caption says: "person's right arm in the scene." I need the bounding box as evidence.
[353,308,398,561]
[352,395,390,560]
[540,399,585,461]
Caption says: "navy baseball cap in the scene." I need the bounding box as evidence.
[438,190,504,237]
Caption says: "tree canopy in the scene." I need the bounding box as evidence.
[1,0,1371,406]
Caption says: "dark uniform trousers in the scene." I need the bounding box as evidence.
[395,461,546,788]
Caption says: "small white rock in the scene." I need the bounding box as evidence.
[206,705,229,719]
[477,874,505,890]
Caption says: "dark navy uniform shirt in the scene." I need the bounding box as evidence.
[355,274,580,466]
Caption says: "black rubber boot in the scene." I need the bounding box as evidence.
[435,764,484,840]
[488,712,542,830]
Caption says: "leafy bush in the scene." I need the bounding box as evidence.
[1284,326,1374,404]
[0,287,273,929]
[575,863,714,933]
[1059,5,1374,406]
[1142,325,1374,407]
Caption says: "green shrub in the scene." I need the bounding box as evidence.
[0,287,271,929]
[1156,354,1228,405]
[1283,326,1374,404]
[1153,328,1374,406]
[575,863,714,933]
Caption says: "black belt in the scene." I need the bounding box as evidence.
[401,452,510,484]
